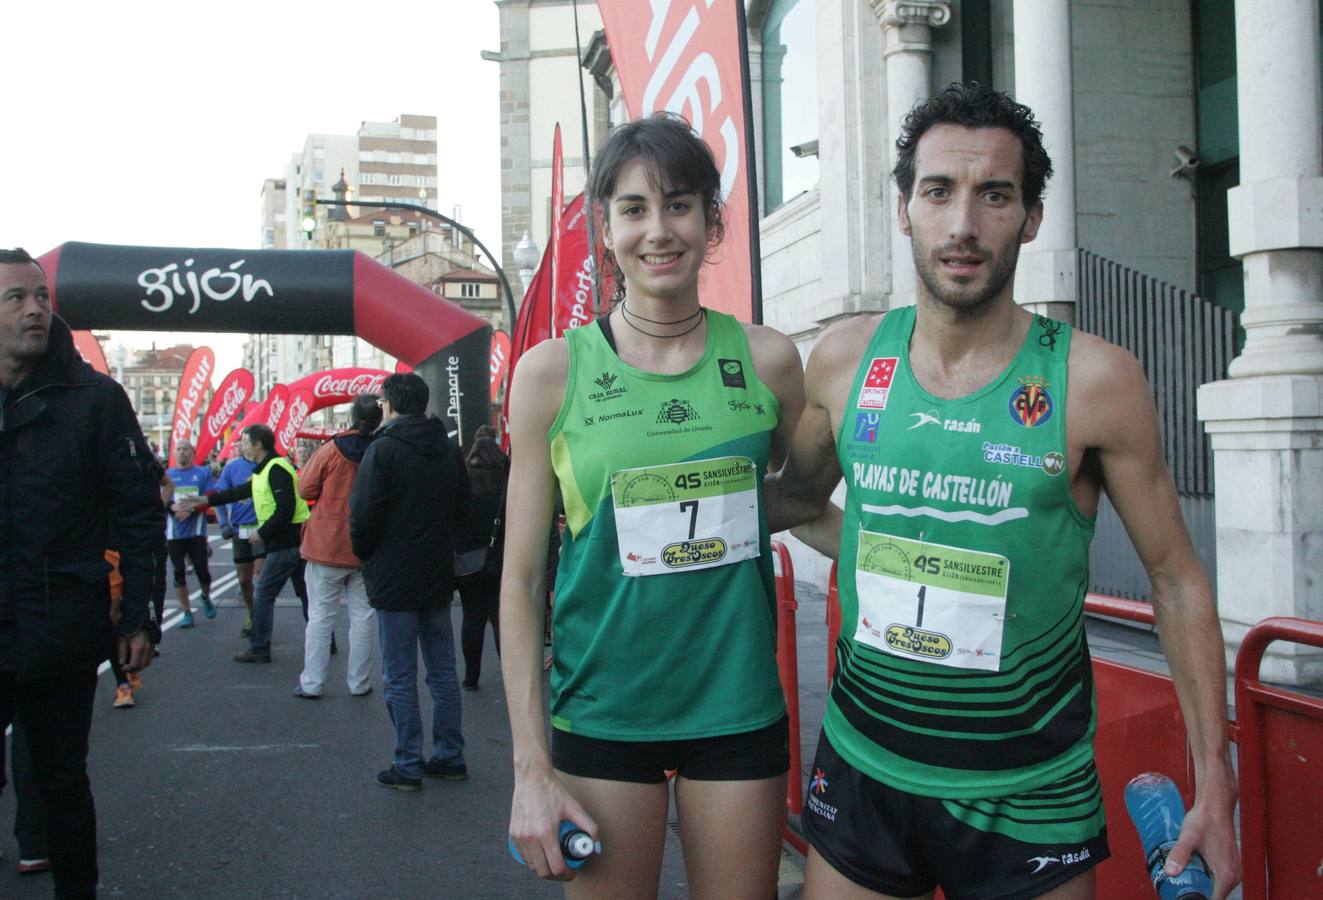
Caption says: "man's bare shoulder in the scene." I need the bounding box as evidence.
[1068,328,1151,443]
[806,313,883,377]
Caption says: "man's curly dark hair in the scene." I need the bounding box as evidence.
[893,83,1053,210]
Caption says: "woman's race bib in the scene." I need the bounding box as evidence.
[854,530,1010,671]
[610,456,761,577]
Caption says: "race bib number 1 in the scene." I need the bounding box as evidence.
[611,456,761,577]
[854,530,1010,671]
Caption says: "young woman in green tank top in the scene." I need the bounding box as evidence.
[501,114,806,897]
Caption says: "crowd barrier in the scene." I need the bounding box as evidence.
[768,543,1323,898]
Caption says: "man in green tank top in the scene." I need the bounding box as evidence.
[767,84,1240,899]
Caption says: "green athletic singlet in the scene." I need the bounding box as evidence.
[547,311,786,741]
[827,306,1098,802]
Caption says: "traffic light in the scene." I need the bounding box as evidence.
[301,189,316,238]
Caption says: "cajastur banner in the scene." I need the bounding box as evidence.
[595,0,762,323]
[169,346,214,466]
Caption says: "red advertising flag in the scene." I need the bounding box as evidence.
[502,241,554,451]
[490,330,511,402]
[72,331,110,375]
[219,390,279,461]
[596,0,761,322]
[263,384,290,432]
[194,368,255,461]
[284,367,389,414]
[550,124,565,338]
[168,346,215,466]
[274,387,315,457]
[552,194,598,335]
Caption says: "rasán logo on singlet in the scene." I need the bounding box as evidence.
[656,399,700,425]
[857,357,898,410]
[588,371,627,403]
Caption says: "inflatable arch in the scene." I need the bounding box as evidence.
[36,242,491,448]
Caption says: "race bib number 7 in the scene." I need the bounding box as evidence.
[611,456,761,577]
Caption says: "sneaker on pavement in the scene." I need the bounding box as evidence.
[233,650,272,663]
[376,767,422,791]
[17,858,51,874]
[241,616,252,638]
[422,758,469,780]
[179,610,194,629]
[127,671,143,692]
[113,684,135,708]
[292,688,321,699]
[200,593,216,619]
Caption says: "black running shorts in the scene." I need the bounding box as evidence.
[551,715,789,784]
[802,730,1109,899]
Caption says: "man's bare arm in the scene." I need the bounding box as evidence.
[1078,337,1241,897]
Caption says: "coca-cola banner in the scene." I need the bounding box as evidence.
[297,425,341,441]
[194,368,255,461]
[490,331,511,402]
[284,367,389,414]
[274,387,315,457]
[595,0,761,322]
[553,194,599,336]
[168,346,215,466]
[263,384,290,432]
[72,331,110,374]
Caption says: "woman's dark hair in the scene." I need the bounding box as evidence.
[350,394,383,435]
[893,83,1053,210]
[242,424,276,454]
[589,112,726,304]
[464,436,507,496]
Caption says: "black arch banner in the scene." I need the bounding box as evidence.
[38,241,492,446]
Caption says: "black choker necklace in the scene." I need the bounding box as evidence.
[620,300,704,325]
[619,304,707,339]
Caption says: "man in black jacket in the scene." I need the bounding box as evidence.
[349,373,470,790]
[0,248,161,898]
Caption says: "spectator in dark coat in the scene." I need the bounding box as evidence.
[349,373,470,791]
[0,248,161,898]
[453,435,507,690]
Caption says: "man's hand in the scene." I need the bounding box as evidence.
[118,629,156,672]
[220,525,235,541]
[249,532,264,550]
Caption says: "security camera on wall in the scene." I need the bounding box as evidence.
[1170,145,1200,181]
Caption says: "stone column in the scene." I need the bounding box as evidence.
[871,0,951,308]
[1198,0,1323,685]
[1010,0,1077,323]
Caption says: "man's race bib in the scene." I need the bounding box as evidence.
[854,530,1010,671]
[238,527,253,540]
[611,456,761,577]
[173,485,199,500]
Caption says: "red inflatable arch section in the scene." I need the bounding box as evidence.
[36,242,491,448]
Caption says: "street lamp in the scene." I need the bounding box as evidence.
[513,230,540,297]
[317,198,517,331]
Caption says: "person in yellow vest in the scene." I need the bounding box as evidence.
[183,424,309,663]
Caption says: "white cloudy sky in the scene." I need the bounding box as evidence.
[1,0,501,375]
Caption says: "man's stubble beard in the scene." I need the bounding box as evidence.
[911,216,1029,315]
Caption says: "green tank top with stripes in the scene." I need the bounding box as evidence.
[546,311,786,741]
[828,305,1098,801]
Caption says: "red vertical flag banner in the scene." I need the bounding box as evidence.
[552,194,598,335]
[595,0,761,323]
[274,387,315,457]
[550,124,565,338]
[263,384,291,432]
[168,346,215,466]
[72,331,110,374]
[194,368,255,461]
[490,330,512,402]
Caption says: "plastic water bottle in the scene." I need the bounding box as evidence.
[508,820,601,870]
[1124,772,1214,899]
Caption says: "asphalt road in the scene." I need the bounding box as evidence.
[0,536,809,899]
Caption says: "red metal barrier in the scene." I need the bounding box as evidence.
[825,562,840,683]
[771,541,803,819]
[1234,617,1323,899]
